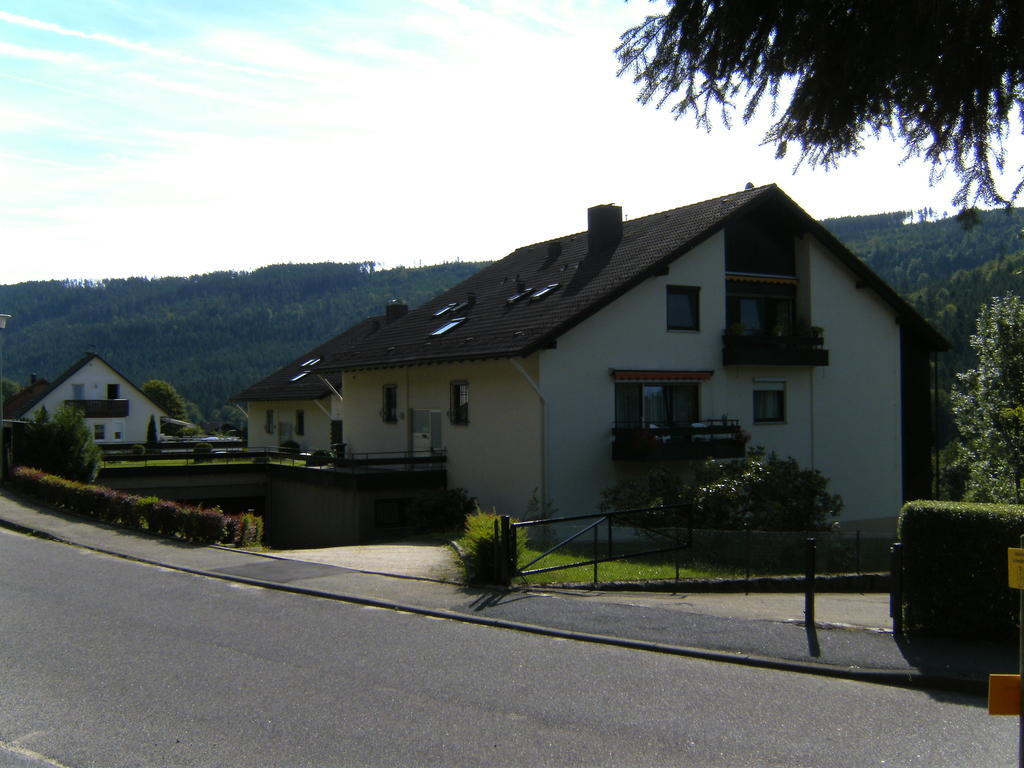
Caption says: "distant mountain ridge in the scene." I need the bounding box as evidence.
[0,261,487,426]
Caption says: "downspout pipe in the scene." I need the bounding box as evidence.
[509,358,547,514]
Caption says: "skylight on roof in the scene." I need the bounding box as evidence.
[430,317,465,336]
[530,283,561,300]
[433,302,458,316]
[300,357,321,367]
[506,289,531,305]
[290,371,309,382]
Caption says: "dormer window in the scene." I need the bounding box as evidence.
[530,283,561,301]
[430,317,465,336]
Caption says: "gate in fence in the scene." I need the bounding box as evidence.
[493,504,693,587]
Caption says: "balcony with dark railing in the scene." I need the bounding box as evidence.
[722,328,829,366]
[612,418,747,461]
[65,399,130,418]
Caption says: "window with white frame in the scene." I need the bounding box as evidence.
[382,384,398,423]
[753,380,785,423]
[94,424,106,440]
[450,381,469,425]
[666,286,700,331]
[265,409,275,434]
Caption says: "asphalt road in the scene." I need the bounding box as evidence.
[0,528,1014,768]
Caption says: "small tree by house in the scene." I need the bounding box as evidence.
[20,403,102,483]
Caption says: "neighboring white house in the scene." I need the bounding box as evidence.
[319,185,947,534]
[232,312,398,453]
[4,353,168,445]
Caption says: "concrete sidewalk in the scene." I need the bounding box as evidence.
[0,489,1013,695]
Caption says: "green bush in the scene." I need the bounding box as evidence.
[455,509,521,584]
[598,449,842,531]
[279,440,300,453]
[131,444,146,456]
[19,404,102,483]
[898,500,1024,638]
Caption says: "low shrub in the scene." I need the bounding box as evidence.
[455,509,521,584]
[898,500,1024,638]
[11,465,230,545]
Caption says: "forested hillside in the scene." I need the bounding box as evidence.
[0,261,486,425]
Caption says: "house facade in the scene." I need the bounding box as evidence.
[4,354,168,446]
[324,186,947,534]
[232,313,394,453]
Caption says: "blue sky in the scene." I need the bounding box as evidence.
[0,0,994,285]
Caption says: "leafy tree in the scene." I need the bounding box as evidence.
[952,294,1024,502]
[616,1,1024,209]
[19,404,102,483]
[141,379,188,421]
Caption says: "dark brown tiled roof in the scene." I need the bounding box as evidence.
[231,317,384,402]
[321,184,946,372]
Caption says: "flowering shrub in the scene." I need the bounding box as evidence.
[11,466,237,545]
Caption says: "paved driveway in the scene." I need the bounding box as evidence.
[271,540,459,581]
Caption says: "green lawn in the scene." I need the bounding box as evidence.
[515,544,743,585]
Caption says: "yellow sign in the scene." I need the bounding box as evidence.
[989,674,1021,715]
[1009,548,1024,589]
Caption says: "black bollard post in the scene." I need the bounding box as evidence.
[805,537,816,627]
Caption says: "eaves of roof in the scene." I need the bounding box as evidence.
[320,184,947,373]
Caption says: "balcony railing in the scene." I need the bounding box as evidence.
[722,330,829,366]
[612,419,747,461]
[65,399,130,418]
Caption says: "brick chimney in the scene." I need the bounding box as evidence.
[587,204,622,257]
[385,300,408,324]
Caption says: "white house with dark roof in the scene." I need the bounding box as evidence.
[320,185,948,534]
[4,353,168,446]
[232,311,398,452]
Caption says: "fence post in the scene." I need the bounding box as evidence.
[889,541,903,635]
[804,537,816,627]
[493,518,502,585]
[744,527,752,595]
[500,515,513,587]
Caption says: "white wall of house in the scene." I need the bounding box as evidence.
[536,230,906,530]
[539,234,728,519]
[245,396,335,452]
[339,229,911,531]
[27,357,165,445]
[343,359,543,517]
[803,234,903,532]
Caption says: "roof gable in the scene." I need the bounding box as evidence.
[5,353,169,418]
[320,184,946,371]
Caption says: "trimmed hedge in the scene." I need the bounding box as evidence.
[898,500,1024,639]
[10,466,244,546]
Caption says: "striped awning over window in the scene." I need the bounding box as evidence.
[726,273,798,286]
[611,370,713,383]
